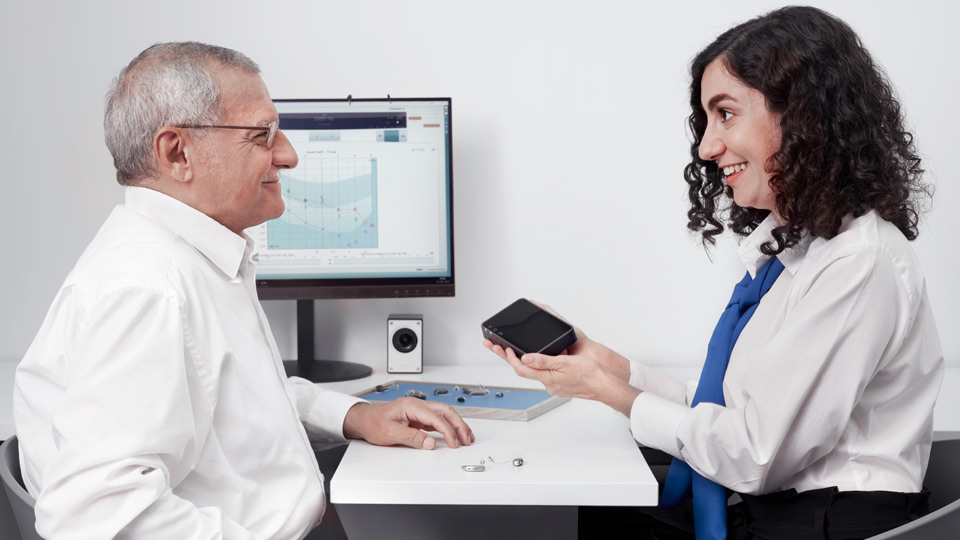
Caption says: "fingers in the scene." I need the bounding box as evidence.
[381,421,437,450]
[404,399,475,449]
[502,346,526,372]
[347,399,468,450]
[381,398,473,450]
[436,403,476,446]
[504,347,545,380]
[406,428,435,450]
[482,339,509,361]
[520,353,552,370]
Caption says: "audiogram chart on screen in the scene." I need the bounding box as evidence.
[268,156,378,250]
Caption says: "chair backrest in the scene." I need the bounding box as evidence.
[923,438,960,511]
[868,438,960,539]
[0,436,42,540]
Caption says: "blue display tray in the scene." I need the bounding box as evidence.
[355,380,569,421]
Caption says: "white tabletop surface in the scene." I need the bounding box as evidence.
[324,364,659,507]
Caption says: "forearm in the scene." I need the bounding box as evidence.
[596,373,642,416]
[342,402,371,440]
[602,347,632,383]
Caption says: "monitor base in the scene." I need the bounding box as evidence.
[283,359,373,383]
[283,360,373,382]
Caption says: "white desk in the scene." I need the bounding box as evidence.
[320,365,658,540]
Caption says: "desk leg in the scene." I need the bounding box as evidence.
[336,504,577,540]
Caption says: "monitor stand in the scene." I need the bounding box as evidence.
[282,299,373,383]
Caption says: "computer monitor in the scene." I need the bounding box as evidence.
[247,97,455,382]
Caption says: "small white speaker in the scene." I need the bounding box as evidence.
[387,314,423,373]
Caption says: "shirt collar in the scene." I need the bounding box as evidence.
[737,213,810,278]
[123,185,250,278]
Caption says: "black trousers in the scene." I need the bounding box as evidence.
[727,487,930,540]
[579,448,930,539]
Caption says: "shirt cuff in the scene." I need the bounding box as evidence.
[629,391,689,459]
[628,361,689,404]
[305,389,367,442]
[628,360,642,388]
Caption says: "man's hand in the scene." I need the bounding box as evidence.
[342,397,475,450]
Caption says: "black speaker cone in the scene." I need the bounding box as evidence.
[392,327,418,353]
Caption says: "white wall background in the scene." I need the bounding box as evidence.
[2,0,957,372]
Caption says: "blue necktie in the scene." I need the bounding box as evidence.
[660,257,785,540]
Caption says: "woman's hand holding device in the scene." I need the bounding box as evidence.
[481,298,639,415]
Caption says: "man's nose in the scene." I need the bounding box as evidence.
[273,129,299,169]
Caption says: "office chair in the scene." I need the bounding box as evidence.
[868,438,960,539]
[0,436,42,540]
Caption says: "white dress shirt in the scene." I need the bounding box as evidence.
[629,211,943,496]
[14,186,365,540]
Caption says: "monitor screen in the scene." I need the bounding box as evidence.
[248,98,454,300]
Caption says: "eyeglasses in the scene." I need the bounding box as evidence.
[175,120,280,149]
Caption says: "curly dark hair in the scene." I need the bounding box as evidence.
[685,6,930,254]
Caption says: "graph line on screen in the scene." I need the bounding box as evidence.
[268,156,378,250]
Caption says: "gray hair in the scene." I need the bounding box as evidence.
[104,42,260,185]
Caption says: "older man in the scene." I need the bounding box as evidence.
[13,42,473,539]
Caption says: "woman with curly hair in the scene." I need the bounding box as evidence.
[485,6,942,539]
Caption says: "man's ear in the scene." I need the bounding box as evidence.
[154,127,194,183]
